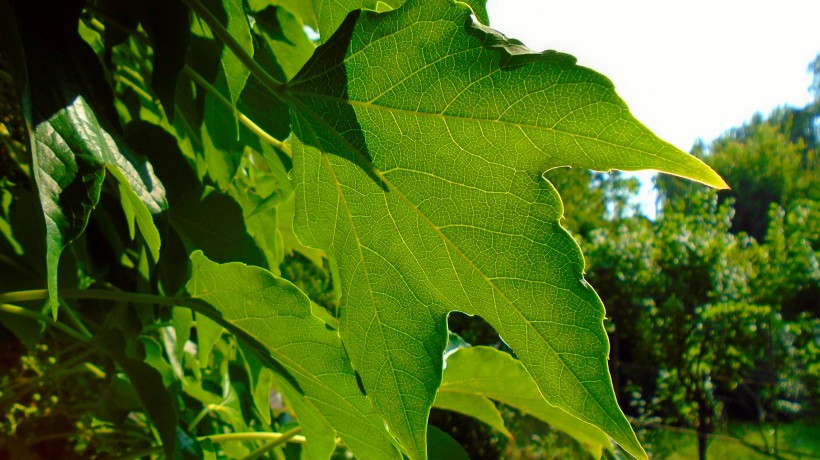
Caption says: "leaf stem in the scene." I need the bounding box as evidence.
[83,4,151,46]
[57,298,94,338]
[0,289,177,307]
[200,429,307,445]
[178,0,287,95]
[115,74,156,103]
[0,303,89,343]
[240,427,303,460]
[183,66,291,154]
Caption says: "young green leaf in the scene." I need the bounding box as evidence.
[286,0,726,457]
[432,389,511,439]
[185,251,402,459]
[439,346,613,458]
[33,97,167,317]
[205,0,254,110]
[252,6,316,81]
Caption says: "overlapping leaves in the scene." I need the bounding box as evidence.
[185,251,401,459]
[4,0,729,458]
[285,0,725,458]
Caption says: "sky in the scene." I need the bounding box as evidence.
[486,0,820,216]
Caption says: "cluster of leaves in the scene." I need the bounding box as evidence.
[0,0,725,458]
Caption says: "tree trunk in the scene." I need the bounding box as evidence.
[695,387,713,460]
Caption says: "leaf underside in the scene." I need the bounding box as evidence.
[33,96,166,317]
[286,0,724,457]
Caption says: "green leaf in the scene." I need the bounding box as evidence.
[173,307,194,361]
[170,186,267,268]
[432,388,511,438]
[202,0,254,148]
[286,1,725,457]
[253,6,316,81]
[439,346,613,458]
[208,0,253,108]
[239,344,274,425]
[32,100,104,318]
[107,165,162,262]
[139,0,192,116]
[248,0,318,31]
[195,314,224,369]
[32,97,167,317]
[426,426,469,460]
[185,251,401,459]
[278,192,326,269]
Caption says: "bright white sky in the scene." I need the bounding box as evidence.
[486,0,820,216]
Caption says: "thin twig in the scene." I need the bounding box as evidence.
[240,427,303,460]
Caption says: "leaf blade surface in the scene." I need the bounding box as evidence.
[286,1,726,458]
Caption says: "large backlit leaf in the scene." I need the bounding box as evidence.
[438,346,612,458]
[185,251,401,459]
[286,0,726,458]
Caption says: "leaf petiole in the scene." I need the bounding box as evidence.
[0,303,89,342]
[183,66,291,154]
[239,426,303,460]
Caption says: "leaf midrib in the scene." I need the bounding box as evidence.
[289,88,687,170]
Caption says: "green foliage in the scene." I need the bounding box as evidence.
[620,69,820,455]
[0,0,727,458]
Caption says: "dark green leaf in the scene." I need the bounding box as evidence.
[99,329,179,459]
[426,426,469,460]
[140,0,192,117]
[32,97,105,317]
[170,186,267,267]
